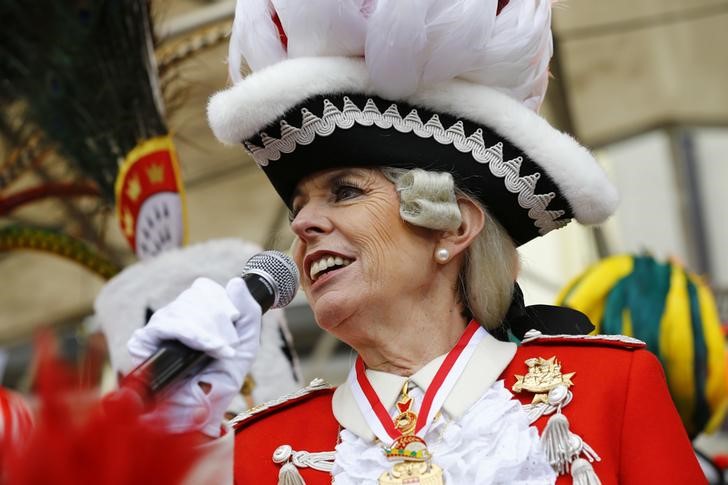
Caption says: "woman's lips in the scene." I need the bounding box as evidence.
[304,251,356,281]
[309,255,353,281]
[309,260,354,291]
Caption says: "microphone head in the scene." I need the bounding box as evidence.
[242,250,299,308]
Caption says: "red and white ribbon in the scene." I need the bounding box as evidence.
[347,320,486,444]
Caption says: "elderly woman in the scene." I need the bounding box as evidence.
[129,1,705,484]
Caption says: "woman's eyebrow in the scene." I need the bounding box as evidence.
[322,169,360,188]
[329,168,371,184]
[291,168,368,203]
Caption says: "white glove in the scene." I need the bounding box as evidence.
[127,277,261,437]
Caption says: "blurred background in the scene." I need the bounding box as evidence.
[1,0,727,478]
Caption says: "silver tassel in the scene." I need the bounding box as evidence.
[571,458,602,485]
[278,462,306,485]
[541,412,572,474]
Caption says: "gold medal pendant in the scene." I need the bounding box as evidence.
[378,382,445,485]
[378,460,444,485]
[351,324,485,485]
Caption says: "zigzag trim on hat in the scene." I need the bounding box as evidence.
[244,96,569,235]
[208,57,618,227]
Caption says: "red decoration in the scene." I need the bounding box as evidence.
[713,454,728,470]
[114,135,187,257]
[272,12,288,50]
[1,334,202,485]
[497,0,510,15]
[396,398,412,413]
[0,182,100,216]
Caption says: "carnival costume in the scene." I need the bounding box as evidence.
[231,331,702,484]
[203,1,706,483]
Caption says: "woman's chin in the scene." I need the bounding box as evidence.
[311,293,357,333]
[312,307,346,332]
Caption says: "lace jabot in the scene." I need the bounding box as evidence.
[332,380,556,484]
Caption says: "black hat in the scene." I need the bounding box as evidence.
[208,2,618,246]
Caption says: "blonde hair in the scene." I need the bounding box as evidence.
[382,168,518,330]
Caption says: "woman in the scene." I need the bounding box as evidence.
[130,0,705,483]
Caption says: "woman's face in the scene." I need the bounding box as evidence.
[290,168,440,341]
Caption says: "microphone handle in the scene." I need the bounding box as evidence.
[121,273,275,403]
[242,272,276,311]
[122,341,212,403]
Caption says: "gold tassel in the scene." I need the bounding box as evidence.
[571,458,602,485]
[541,412,573,474]
[278,462,306,485]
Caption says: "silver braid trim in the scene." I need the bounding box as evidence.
[229,378,332,428]
[521,329,646,346]
[244,97,570,235]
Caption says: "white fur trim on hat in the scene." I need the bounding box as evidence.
[208,57,618,225]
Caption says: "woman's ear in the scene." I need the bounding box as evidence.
[439,197,485,259]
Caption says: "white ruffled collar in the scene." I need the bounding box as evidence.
[332,380,556,484]
[332,330,517,441]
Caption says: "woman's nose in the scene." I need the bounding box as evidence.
[290,203,333,241]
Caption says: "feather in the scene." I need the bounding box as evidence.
[420,0,499,85]
[0,387,34,451]
[364,0,552,108]
[229,0,287,81]
[228,0,553,109]
[0,0,169,201]
[2,334,202,485]
[365,0,430,99]
[273,0,368,58]
[460,0,553,109]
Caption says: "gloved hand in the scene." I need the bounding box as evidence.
[127,277,261,437]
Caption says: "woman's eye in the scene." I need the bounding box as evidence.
[288,205,301,222]
[333,184,363,201]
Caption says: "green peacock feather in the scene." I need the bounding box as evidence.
[0,0,168,202]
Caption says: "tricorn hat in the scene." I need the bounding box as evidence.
[208,0,618,246]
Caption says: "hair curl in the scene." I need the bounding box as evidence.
[382,167,518,331]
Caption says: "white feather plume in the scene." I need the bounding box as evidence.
[273,0,368,58]
[228,0,287,82]
[364,0,429,99]
[365,0,552,109]
[228,0,553,110]
[458,0,553,110]
[419,0,499,85]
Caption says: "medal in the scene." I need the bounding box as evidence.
[378,382,444,485]
[347,320,487,485]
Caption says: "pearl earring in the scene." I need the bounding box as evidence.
[435,247,450,263]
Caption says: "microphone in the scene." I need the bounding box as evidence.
[121,250,299,403]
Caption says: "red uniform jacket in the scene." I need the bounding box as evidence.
[233,339,705,484]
